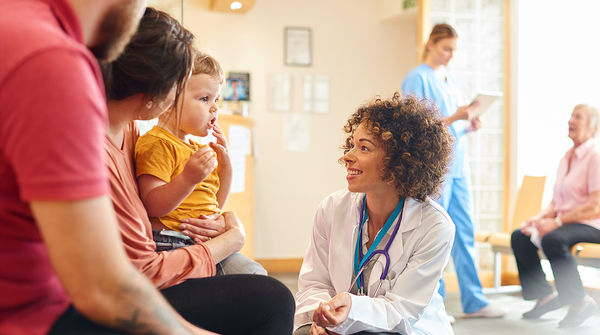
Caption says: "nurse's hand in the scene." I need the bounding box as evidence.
[468,117,482,132]
[313,292,352,329]
[179,213,226,243]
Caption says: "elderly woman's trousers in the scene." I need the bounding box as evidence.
[511,223,600,304]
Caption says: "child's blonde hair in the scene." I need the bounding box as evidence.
[192,49,224,83]
[160,49,224,129]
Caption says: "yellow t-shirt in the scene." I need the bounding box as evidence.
[134,126,220,231]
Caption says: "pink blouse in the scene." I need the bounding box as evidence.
[553,139,600,230]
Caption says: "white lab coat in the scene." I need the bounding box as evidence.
[295,190,455,334]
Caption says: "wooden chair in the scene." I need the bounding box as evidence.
[573,242,600,268]
[483,175,547,293]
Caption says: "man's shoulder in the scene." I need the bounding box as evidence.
[0,0,89,84]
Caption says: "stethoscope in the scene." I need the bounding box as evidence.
[349,195,405,297]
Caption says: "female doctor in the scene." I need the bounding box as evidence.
[294,94,455,335]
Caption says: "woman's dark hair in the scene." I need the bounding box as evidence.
[101,7,194,106]
[341,93,453,201]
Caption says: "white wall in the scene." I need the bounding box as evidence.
[178,0,416,258]
[516,0,600,204]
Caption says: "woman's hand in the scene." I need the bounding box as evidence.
[468,116,482,132]
[179,214,226,243]
[312,293,352,329]
[309,322,340,335]
[454,101,480,121]
[181,146,217,185]
[535,218,560,237]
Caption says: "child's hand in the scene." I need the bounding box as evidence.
[209,124,231,172]
[181,146,217,185]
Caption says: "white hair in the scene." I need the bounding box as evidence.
[574,103,599,137]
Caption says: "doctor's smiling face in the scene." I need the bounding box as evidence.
[343,122,391,195]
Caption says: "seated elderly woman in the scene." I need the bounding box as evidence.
[511,103,600,328]
[294,93,455,335]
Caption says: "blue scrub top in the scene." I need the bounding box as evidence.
[402,63,468,178]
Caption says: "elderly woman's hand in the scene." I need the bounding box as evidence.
[179,214,226,243]
[312,292,352,330]
[535,218,560,237]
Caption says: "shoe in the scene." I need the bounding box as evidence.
[558,298,598,328]
[446,313,455,324]
[522,296,564,319]
[464,304,505,318]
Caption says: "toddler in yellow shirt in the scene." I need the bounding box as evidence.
[135,51,231,250]
[135,51,266,275]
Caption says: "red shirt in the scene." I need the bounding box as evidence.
[0,0,108,334]
[105,122,215,289]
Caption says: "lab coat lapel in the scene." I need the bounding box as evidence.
[365,198,422,294]
[339,192,363,293]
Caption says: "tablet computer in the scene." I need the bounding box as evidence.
[470,91,502,117]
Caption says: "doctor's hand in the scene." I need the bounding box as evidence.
[309,323,334,335]
[313,292,352,329]
[179,213,226,243]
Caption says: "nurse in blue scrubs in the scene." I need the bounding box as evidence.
[402,23,504,318]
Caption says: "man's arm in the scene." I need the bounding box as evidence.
[31,196,215,335]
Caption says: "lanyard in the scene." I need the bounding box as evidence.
[353,196,405,292]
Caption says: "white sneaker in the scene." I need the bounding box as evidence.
[446,313,456,324]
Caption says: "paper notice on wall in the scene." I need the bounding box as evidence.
[283,114,310,152]
[303,74,330,114]
[269,73,292,113]
[228,125,251,193]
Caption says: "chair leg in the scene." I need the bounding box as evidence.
[494,251,502,288]
[483,250,522,295]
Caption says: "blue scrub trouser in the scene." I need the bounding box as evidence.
[438,175,489,313]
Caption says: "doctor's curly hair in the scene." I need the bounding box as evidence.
[340,93,453,201]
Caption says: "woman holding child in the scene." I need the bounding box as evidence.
[294,94,455,335]
[102,7,293,334]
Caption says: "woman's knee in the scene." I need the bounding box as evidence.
[540,231,569,257]
[259,275,295,311]
[511,229,529,249]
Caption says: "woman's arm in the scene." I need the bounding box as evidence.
[138,146,216,217]
[202,211,245,263]
[560,191,600,223]
[535,191,600,237]
[441,103,479,126]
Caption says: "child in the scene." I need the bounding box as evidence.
[134,51,265,275]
